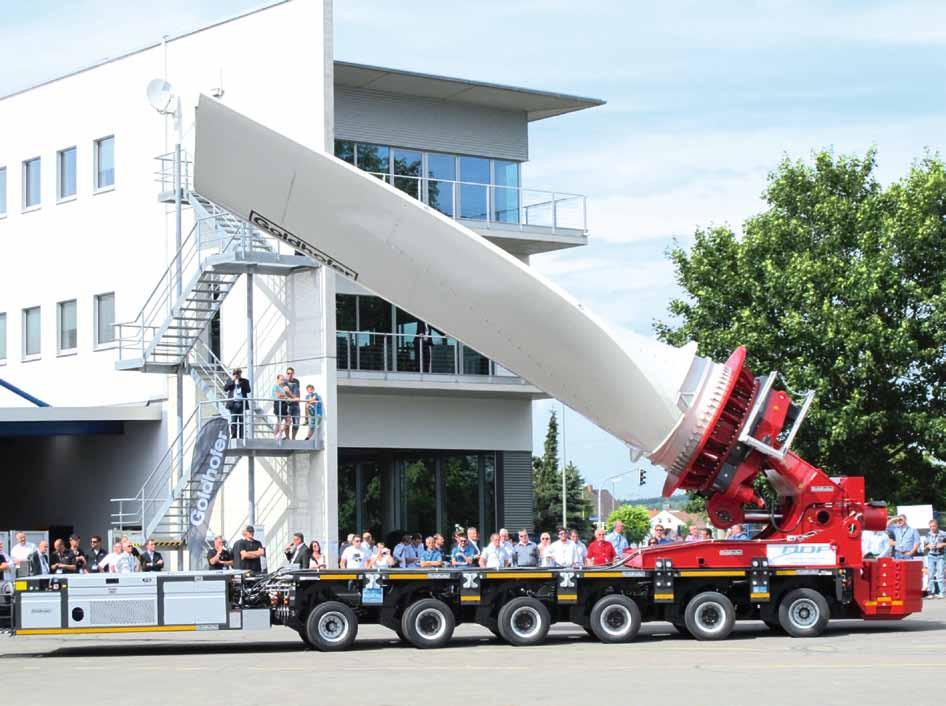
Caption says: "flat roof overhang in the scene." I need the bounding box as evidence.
[0,404,163,437]
[334,61,605,121]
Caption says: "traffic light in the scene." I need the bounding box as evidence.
[639,468,647,486]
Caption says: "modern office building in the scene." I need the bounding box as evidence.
[0,0,601,565]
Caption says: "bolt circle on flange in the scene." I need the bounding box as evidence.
[318,611,350,644]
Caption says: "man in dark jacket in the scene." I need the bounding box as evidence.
[140,538,164,572]
[29,541,51,576]
[284,532,310,568]
[224,368,251,439]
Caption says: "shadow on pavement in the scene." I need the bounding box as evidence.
[2,617,940,659]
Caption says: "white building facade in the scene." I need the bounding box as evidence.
[0,1,600,567]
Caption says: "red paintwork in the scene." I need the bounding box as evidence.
[853,558,923,618]
[641,347,922,620]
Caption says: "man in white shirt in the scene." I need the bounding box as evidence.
[116,541,139,574]
[549,528,578,568]
[10,532,36,573]
[569,529,587,568]
[340,536,371,569]
[498,528,514,553]
[99,542,123,573]
[479,533,512,569]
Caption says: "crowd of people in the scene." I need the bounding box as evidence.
[323,522,637,571]
[0,532,166,578]
[3,514,942,598]
[224,366,324,442]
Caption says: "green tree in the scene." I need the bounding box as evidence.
[607,505,651,545]
[533,411,592,534]
[656,150,946,504]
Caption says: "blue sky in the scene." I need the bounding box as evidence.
[3,1,944,498]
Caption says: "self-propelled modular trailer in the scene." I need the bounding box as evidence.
[12,95,921,648]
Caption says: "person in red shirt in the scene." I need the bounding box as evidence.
[585,527,617,566]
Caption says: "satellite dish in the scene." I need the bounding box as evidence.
[146,78,174,114]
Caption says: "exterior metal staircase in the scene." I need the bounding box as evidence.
[110,152,322,547]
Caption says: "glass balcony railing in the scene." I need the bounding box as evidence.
[364,172,587,233]
[336,331,520,379]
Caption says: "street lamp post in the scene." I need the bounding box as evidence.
[598,469,638,529]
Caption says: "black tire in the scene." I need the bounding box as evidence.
[684,591,736,641]
[497,596,551,646]
[297,628,316,649]
[589,594,641,643]
[304,601,358,651]
[400,598,455,649]
[778,588,830,638]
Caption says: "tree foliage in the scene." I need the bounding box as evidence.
[533,411,592,534]
[656,150,946,503]
[607,505,651,544]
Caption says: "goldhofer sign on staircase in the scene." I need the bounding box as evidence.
[185,416,230,568]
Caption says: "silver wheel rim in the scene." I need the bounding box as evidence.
[694,601,727,635]
[509,606,542,640]
[789,598,819,629]
[318,611,350,643]
[415,608,447,641]
[600,604,632,637]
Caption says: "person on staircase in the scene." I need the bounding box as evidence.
[304,384,323,441]
[224,368,251,440]
[272,374,292,441]
[285,367,302,439]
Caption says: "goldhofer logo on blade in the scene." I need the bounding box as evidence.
[249,210,359,281]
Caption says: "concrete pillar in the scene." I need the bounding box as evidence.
[286,265,339,566]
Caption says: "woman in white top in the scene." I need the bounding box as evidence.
[308,540,326,570]
[538,533,553,567]
[369,543,396,569]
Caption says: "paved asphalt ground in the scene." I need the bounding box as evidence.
[1,599,944,706]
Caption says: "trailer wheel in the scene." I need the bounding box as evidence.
[778,588,829,638]
[684,592,735,641]
[401,598,455,649]
[497,596,551,646]
[589,594,641,643]
[305,601,358,651]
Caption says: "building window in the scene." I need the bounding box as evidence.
[95,136,115,190]
[355,143,390,176]
[23,157,41,209]
[0,167,7,216]
[57,299,78,353]
[426,153,456,217]
[458,156,490,220]
[334,140,354,165]
[23,306,41,358]
[94,292,116,346]
[0,313,6,362]
[493,160,520,224]
[57,147,77,201]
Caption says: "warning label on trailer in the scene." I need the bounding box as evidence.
[766,543,837,567]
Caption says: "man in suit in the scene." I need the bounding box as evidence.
[86,536,108,574]
[284,532,309,568]
[224,368,251,439]
[29,540,50,576]
[140,539,164,572]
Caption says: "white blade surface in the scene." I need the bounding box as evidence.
[193,95,696,455]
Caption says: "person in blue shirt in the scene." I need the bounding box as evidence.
[889,515,919,559]
[727,524,751,541]
[419,536,443,567]
[605,521,629,556]
[393,535,419,568]
[450,535,477,567]
[303,384,323,441]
